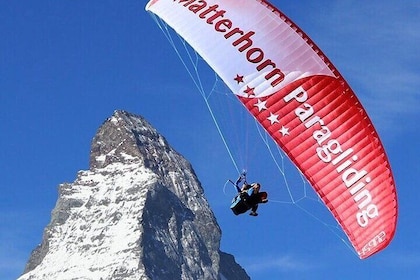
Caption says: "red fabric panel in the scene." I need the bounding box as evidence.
[239,75,397,258]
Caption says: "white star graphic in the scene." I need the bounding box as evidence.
[280,126,290,136]
[254,99,267,112]
[267,113,279,125]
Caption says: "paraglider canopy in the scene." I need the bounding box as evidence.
[146,0,397,259]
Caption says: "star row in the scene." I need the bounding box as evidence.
[235,74,290,137]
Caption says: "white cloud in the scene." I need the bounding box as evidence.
[378,251,420,268]
[0,210,46,279]
[0,233,28,280]
[243,254,318,272]
[312,1,420,138]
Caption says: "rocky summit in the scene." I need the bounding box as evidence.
[18,110,249,280]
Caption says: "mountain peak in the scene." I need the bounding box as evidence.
[89,110,169,170]
[19,110,249,280]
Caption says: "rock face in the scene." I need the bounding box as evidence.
[19,110,249,280]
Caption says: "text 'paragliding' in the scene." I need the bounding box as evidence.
[284,85,379,228]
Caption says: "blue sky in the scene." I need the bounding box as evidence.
[1,1,419,279]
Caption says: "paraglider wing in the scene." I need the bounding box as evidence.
[146,0,398,259]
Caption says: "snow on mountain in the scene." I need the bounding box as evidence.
[18,110,249,280]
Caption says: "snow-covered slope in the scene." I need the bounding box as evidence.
[18,110,249,280]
